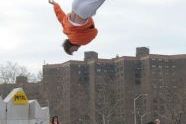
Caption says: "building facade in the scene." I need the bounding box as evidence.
[42,47,186,124]
[0,47,186,124]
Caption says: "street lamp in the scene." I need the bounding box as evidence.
[141,112,151,124]
[141,113,146,124]
[134,94,148,124]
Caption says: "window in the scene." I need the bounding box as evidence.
[172,73,176,76]
[152,84,157,88]
[165,66,169,68]
[159,79,163,82]
[172,65,176,68]
[152,71,155,74]
[152,65,156,68]
[173,86,177,88]
[97,69,101,72]
[158,59,162,61]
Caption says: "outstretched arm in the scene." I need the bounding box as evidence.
[49,0,66,24]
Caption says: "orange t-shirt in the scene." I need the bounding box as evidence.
[54,3,98,45]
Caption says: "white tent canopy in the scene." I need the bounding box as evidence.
[0,88,49,124]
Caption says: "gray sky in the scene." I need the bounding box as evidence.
[1,0,186,73]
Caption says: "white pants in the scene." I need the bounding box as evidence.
[72,0,105,19]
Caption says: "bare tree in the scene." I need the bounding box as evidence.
[0,61,40,83]
[160,87,185,124]
[37,70,43,81]
[94,72,125,124]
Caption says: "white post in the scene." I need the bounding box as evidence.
[102,114,106,124]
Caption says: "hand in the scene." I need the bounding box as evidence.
[48,0,56,5]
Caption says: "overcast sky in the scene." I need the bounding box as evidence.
[1,0,186,73]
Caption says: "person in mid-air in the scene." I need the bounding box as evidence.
[49,0,106,55]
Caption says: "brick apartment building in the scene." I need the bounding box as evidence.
[0,47,186,124]
[42,47,186,124]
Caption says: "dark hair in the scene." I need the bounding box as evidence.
[147,121,155,124]
[63,39,80,55]
[51,116,59,124]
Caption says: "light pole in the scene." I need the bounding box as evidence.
[141,112,151,124]
[134,94,148,124]
[141,113,146,124]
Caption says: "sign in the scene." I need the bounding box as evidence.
[13,90,28,105]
